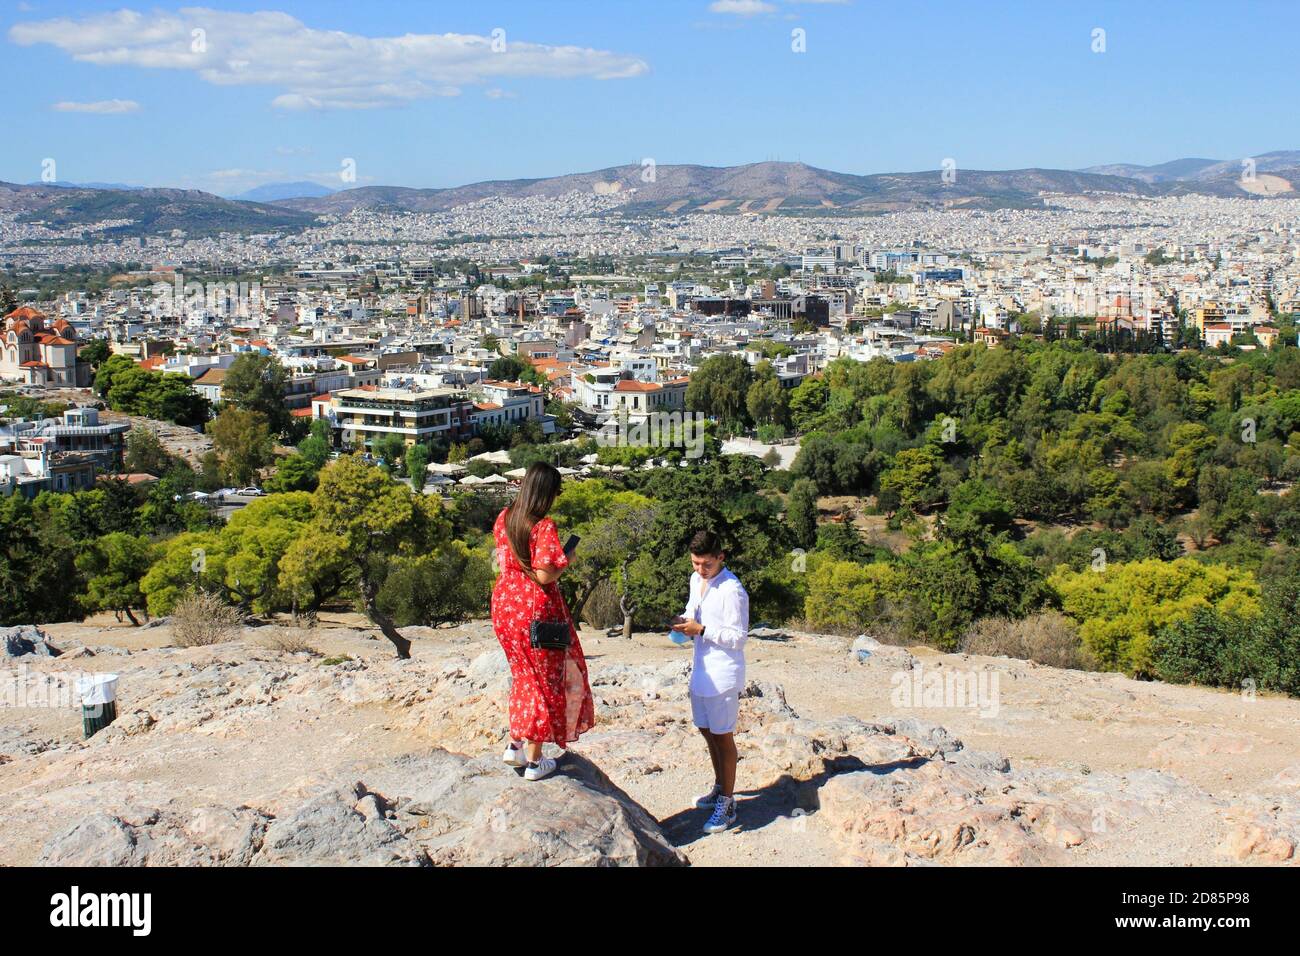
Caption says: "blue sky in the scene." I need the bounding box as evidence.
[3,0,1299,195]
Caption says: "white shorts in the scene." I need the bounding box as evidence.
[691,690,739,735]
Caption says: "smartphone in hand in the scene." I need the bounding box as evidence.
[563,534,580,556]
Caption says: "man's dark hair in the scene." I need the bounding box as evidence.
[688,530,723,557]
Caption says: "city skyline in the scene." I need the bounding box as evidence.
[5,0,1300,195]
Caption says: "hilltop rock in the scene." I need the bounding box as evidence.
[365,750,686,866]
[255,784,424,867]
[873,716,964,756]
[817,758,1093,866]
[10,618,1300,868]
[2,625,61,659]
[39,748,685,867]
[40,806,272,867]
[464,647,510,692]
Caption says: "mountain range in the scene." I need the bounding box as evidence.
[0,181,316,237]
[3,150,1299,237]
[231,181,338,203]
[1082,150,1300,184]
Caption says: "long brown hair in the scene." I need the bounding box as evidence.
[504,462,563,585]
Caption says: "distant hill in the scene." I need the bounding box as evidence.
[1186,151,1300,182]
[25,181,144,191]
[4,150,1300,236]
[1081,158,1221,183]
[1082,150,1300,186]
[0,182,318,236]
[274,161,1171,216]
[231,181,338,202]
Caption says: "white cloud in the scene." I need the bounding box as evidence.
[51,98,141,114]
[10,8,650,111]
[484,88,518,100]
[709,0,777,14]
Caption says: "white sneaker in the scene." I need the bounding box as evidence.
[502,742,528,769]
[694,784,722,808]
[523,756,558,781]
[703,795,738,834]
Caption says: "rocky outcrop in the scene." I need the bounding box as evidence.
[818,759,1090,866]
[362,750,685,866]
[2,625,61,659]
[39,805,273,867]
[38,748,686,868]
[8,619,1300,868]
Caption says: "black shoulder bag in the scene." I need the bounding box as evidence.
[530,617,571,651]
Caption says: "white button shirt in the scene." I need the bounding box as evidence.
[682,566,750,696]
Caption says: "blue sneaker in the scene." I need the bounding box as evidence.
[703,795,737,834]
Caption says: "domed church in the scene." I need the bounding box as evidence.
[2,306,91,387]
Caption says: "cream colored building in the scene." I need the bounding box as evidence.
[2,307,91,387]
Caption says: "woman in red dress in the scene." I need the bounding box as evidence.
[490,462,595,780]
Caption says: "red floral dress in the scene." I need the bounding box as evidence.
[490,507,595,747]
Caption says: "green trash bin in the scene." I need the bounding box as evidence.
[77,674,119,738]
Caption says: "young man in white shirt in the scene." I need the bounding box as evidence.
[669,530,750,834]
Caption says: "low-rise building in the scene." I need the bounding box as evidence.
[0,440,97,497]
[0,407,130,471]
[327,386,471,452]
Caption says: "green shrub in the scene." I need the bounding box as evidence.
[1152,606,1300,696]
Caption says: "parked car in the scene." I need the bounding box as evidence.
[172,491,210,502]
[236,487,265,497]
